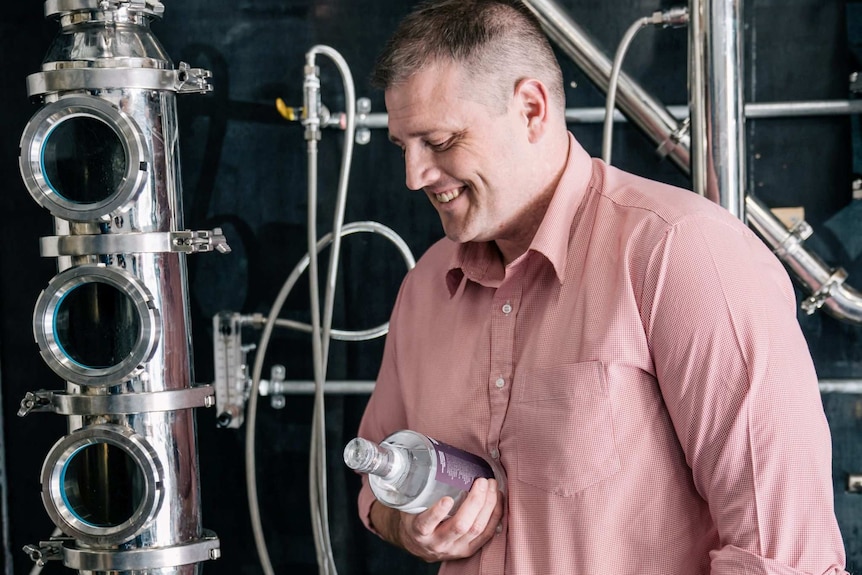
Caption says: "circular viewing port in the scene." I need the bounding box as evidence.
[19,95,149,221]
[33,264,160,386]
[41,424,164,544]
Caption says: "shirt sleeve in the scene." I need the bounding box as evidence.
[640,214,847,575]
[354,275,411,534]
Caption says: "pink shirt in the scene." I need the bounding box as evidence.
[356,134,847,575]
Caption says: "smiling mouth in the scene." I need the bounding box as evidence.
[435,188,462,204]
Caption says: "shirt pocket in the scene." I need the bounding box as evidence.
[512,360,620,496]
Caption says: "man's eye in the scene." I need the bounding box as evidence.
[428,139,452,152]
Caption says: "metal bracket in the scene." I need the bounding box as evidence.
[40,228,231,257]
[356,97,372,145]
[18,386,216,417]
[259,365,287,409]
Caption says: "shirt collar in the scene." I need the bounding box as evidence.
[446,132,594,295]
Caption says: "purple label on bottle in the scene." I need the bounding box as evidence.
[430,437,494,490]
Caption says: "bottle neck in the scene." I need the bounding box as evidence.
[344,437,404,479]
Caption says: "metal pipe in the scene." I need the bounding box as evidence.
[746,99,862,118]
[523,0,862,324]
[819,380,862,394]
[745,196,862,322]
[260,379,862,395]
[689,0,746,214]
[356,100,862,131]
[521,0,690,171]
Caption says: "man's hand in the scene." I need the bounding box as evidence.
[369,477,504,563]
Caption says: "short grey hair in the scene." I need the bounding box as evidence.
[371,0,565,112]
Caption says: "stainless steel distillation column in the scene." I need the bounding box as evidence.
[16,1,226,572]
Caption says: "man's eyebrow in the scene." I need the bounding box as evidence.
[387,130,437,145]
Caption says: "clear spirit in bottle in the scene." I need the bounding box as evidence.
[344,429,494,514]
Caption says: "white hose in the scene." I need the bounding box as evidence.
[602,16,651,165]
[245,46,416,575]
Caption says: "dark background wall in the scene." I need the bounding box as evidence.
[1,0,860,573]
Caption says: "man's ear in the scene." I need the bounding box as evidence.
[514,78,550,143]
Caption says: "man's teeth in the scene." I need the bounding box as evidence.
[436,189,461,203]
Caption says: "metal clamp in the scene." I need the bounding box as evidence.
[656,116,691,159]
[171,228,231,254]
[802,268,848,315]
[775,219,814,259]
[27,63,213,97]
[45,0,165,18]
[18,386,216,417]
[24,531,220,570]
[356,97,372,145]
[23,540,64,567]
[40,228,231,257]
[175,62,214,94]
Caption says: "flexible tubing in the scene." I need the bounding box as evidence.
[307,45,357,575]
[246,46,414,575]
[602,16,651,165]
[245,221,414,575]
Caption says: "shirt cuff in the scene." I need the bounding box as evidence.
[710,544,849,575]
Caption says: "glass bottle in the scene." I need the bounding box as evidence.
[343,429,494,514]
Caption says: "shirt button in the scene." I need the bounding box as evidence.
[502,303,512,314]
[490,448,500,459]
[495,377,505,389]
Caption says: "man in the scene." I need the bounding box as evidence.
[354,1,848,573]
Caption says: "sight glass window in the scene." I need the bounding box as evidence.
[61,442,146,528]
[42,116,127,205]
[42,425,165,543]
[34,264,160,386]
[54,281,141,370]
[19,95,150,221]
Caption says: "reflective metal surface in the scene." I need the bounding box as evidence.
[19,95,150,222]
[525,0,862,323]
[689,0,746,216]
[522,0,691,171]
[18,0,220,572]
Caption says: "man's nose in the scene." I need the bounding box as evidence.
[404,147,439,191]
